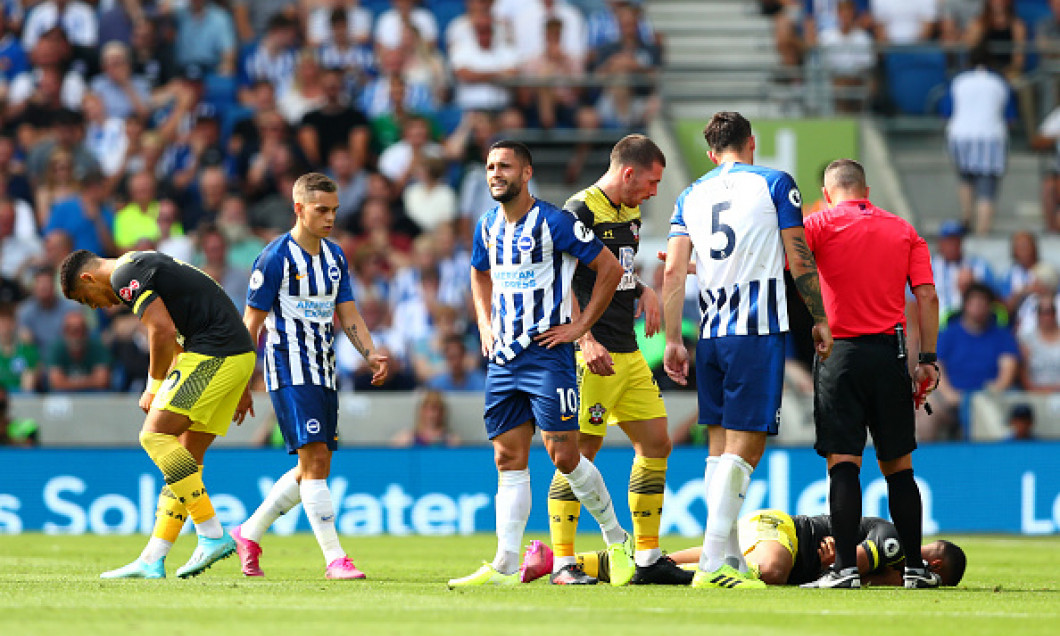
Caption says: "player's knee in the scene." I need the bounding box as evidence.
[757,561,790,585]
[494,446,528,471]
[549,446,581,474]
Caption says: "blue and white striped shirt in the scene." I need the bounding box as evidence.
[670,162,804,339]
[471,199,604,364]
[247,233,354,390]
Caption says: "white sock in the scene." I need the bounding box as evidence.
[565,456,626,546]
[635,548,662,568]
[140,537,172,563]
[196,516,223,539]
[553,555,577,571]
[699,453,752,572]
[301,479,345,564]
[493,469,531,575]
[242,468,302,542]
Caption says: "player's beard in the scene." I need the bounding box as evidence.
[491,181,522,203]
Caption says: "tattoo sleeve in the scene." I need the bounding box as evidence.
[789,236,828,323]
[344,324,371,359]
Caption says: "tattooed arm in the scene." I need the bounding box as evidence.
[336,300,389,385]
[781,226,834,360]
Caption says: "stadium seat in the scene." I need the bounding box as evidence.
[362,0,392,18]
[428,0,466,54]
[883,48,949,115]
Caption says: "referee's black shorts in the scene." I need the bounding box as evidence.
[812,335,917,462]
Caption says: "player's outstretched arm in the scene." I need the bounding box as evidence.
[660,235,691,385]
[336,300,388,386]
[536,248,622,348]
[470,268,494,358]
[781,226,833,360]
[138,297,180,413]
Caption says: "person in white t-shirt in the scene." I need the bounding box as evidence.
[871,0,939,44]
[374,0,438,50]
[449,10,518,112]
[819,0,875,113]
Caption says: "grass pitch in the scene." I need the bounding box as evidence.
[1,534,1058,636]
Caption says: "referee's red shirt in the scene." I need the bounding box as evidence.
[803,199,934,338]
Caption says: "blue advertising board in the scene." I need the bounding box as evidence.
[1,443,1058,535]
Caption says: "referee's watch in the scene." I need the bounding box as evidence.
[918,352,937,365]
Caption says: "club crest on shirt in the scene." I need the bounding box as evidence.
[517,234,535,253]
[630,222,640,240]
[249,270,264,290]
[328,265,341,282]
[119,279,140,302]
[588,402,606,426]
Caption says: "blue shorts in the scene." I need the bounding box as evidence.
[269,384,339,453]
[484,342,578,440]
[696,334,785,434]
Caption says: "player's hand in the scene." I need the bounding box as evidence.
[912,362,940,409]
[368,352,390,386]
[817,536,836,568]
[232,387,255,425]
[579,336,614,376]
[138,390,155,414]
[812,322,833,360]
[535,321,586,349]
[478,324,494,358]
[663,341,689,386]
[656,250,696,275]
[636,286,662,337]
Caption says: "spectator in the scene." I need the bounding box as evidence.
[129,14,177,88]
[114,171,172,252]
[941,0,986,44]
[0,10,29,82]
[427,333,486,391]
[397,21,449,105]
[0,302,37,393]
[41,169,116,258]
[277,49,326,125]
[964,0,1027,81]
[8,27,87,121]
[377,115,443,191]
[1037,0,1060,69]
[162,104,226,200]
[1001,230,1039,311]
[935,283,1020,438]
[181,163,228,232]
[1006,404,1036,441]
[587,0,657,58]
[0,197,41,280]
[403,155,457,234]
[47,310,110,393]
[944,45,1015,235]
[818,0,875,113]
[238,12,299,100]
[326,144,369,227]
[518,17,585,129]
[591,0,661,129]
[232,0,297,44]
[353,197,414,269]
[217,193,265,270]
[774,0,871,70]
[21,0,98,52]
[390,389,460,447]
[89,41,151,121]
[26,108,99,189]
[174,0,237,75]
[155,197,196,263]
[195,224,251,311]
[1019,295,1060,394]
[362,57,436,151]
[297,67,370,170]
[932,220,995,323]
[1031,102,1060,232]
[316,6,374,88]
[449,9,519,113]
[870,0,939,45]
[349,244,391,302]
[1014,262,1060,339]
[446,0,513,53]
[307,0,373,48]
[374,0,438,51]
[0,385,38,446]
[81,92,128,180]
[0,134,32,207]
[512,0,587,68]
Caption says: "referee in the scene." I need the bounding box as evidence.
[799,160,942,589]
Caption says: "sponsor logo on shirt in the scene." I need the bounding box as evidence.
[118,279,140,302]
[495,269,536,289]
[296,299,335,318]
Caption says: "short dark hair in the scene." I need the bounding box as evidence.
[292,172,338,202]
[824,158,867,191]
[58,249,99,300]
[937,540,967,586]
[963,281,995,306]
[703,111,753,154]
[488,140,533,167]
[611,134,666,170]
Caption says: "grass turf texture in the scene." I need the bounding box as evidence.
[1,534,1058,636]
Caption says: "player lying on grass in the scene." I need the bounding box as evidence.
[520,508,966,587]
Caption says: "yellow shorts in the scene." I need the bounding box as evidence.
[152,351,256,437]
[577,350,666,437]
[737,509,799,565]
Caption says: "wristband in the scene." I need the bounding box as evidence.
[148,377,163,394]
[917,352,937,364]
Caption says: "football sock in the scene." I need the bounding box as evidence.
[700,453,751,573]
[565,456,626,546]
[301,479,345,564]
[829,461,862,572]
[547,470,581,570]
[151,485,187,544]
[629,455,666,567]
[242,467,302,542]
[140,431,220,538]
[493,469,531,575]
[140,537,172,564]
[885,468,925,570]
[576,550,608,580]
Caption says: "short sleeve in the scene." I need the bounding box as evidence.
[247,248,283,311]
[669,187,691,238]
[802,212,821,252]
[861,519,905,572]
[471,214,491,271]
[111,256,157,317]
[937,325,954,363]
[999,328,1020,359]
[770,171,804,230]
[907,230,934,288]
[334,247,354,304]
[1040,108,1060,137]
[549,207,604,263]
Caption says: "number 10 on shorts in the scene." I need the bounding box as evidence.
[556,387,579,420]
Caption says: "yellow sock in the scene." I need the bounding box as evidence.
[140,432,216,524]
[152,486,187,542]
[629,455,667,552]
[547,470,581,558]
[576,550,608,581]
